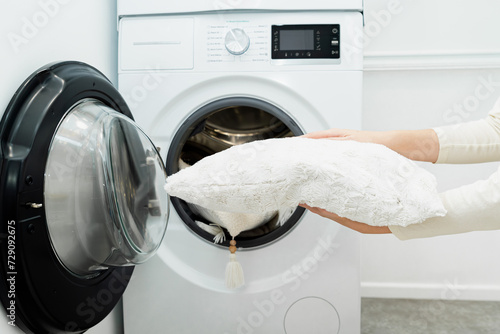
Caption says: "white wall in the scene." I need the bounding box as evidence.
[0,0,118,113]
[362,0,500,301]
[0,1,121,333]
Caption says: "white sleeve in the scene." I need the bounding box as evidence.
[434,98,500,163]
[389,98,500,240]
[389,165,500,240]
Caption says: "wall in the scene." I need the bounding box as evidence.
[0,0,118,112]
[361,0,500,301]
[0,1,121,333]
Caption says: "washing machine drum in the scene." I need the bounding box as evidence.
[167,98,306,248]
[0,62,169,333]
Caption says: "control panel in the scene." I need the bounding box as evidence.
[206,23,341,64]
[272,25,340,59]
[119,12,363,72]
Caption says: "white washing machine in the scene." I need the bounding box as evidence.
[118,1,363,333]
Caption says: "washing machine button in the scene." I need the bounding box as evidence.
[225,28,251,55]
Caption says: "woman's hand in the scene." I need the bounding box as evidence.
[300,204,392,234]
[301,128,379,143]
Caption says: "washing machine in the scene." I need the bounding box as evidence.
[117,1,364,333]
[0,61,170,333]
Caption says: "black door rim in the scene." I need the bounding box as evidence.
[0,61,135,333]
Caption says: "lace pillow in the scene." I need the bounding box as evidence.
[165,137,446,228]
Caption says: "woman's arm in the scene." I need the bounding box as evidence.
[302,98,500,238]
[304,98,500,164]
[302,128,440,163]
[390,166,500,240]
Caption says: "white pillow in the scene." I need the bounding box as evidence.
[177,156,278,240]
[165,137,446,228]
[190,203,276,239]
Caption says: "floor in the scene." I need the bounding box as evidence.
[361,298,500,334]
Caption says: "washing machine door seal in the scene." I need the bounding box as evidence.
[0,62,168,333]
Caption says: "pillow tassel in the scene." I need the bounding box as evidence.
[225,239,244,289]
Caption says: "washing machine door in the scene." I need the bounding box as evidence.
[0,62,169,333]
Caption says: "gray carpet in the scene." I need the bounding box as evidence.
[361,298,500,334]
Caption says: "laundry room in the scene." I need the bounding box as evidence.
[1,1,500,334]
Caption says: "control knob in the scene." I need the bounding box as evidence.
[224,28,250,55]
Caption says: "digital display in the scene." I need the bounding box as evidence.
[279,30,314,51]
